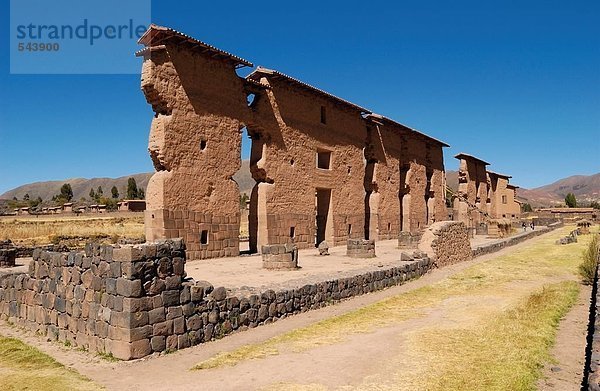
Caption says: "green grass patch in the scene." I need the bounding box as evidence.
[0,335,101,390]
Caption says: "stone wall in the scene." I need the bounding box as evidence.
[0,249,16,268]
[261,244,298,270]
[346,239,376,258]
[0,240,16,268]
[584,234,600,390]
[0,239,433,360]
[471,222,563,257]
[418,221,472,267]
[0,240,186,360]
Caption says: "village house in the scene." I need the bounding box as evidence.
[117,200,147,212]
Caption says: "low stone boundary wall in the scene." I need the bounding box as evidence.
[347,239,376,258]
[0,240,186,360]
[0,240,432,360]
[471,222,563,258]
[584,234,600,390]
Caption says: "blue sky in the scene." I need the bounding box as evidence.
[1,0,599,196]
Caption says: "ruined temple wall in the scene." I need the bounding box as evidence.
[371,123,446,235]
[404,137,442,232]
[506,187,521,218]
[473,162,488,225]
[141,46,250,260]
[427,144,447,224]
[371,125,401,240]
[455,158,488,229]
[250,79,367,247]
[487,173,498,218]
[491,176,509,219]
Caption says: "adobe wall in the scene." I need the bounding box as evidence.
[367,122,446,239]
[138,25,450,260]
[248,76,368,248]
[454,155,489,231]
[367,124,401,240]
[505,186,521,218]
[140,45,249,260]
[487,173,503,219]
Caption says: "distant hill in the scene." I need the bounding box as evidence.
[0,160,256,203]
[518,173,600,207]
[0,173,153,203]
[3,164,595,208]
[234,160,255,195]
[446,170,459,192]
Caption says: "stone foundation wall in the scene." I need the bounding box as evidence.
[261,244,299,269]
[398,231,422,248]
[0,240,186,360]
[0,249,16,268]
[0,239,432,360]
[265,213,313,249]
[147,209,239,260]
[346,239,376,258]
[418,221,472,267]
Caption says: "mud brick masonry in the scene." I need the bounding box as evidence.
[137,25,450,260]
[453,153,521,236]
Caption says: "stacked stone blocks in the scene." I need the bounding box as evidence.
[261,244,299,270]
[0,239,432,360]
[346,239,376,258]
[0,241,16,268]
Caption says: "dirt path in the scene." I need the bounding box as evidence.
[538,284,591,391]
[0,229,588,390]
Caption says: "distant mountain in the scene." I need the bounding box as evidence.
[0,160,256,203]
[4,164,594,209]
[234,160,255,195]
[518,173,600,207]
[0,173,153,203]
[445,170,599,207]
[446,170,459,193]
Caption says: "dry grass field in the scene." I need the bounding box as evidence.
[193,226,596,390]
[0,214,145,247]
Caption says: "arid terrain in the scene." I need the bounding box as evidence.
[4,168,598,211]
[0,226,596,390]
[0,213,144,248]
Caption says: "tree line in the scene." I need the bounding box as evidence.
[8,177,145,212]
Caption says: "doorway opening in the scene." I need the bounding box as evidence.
[315,188,332,246]
[399,163,410,232]
[425,169,433,225]
[235,126,257,254]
